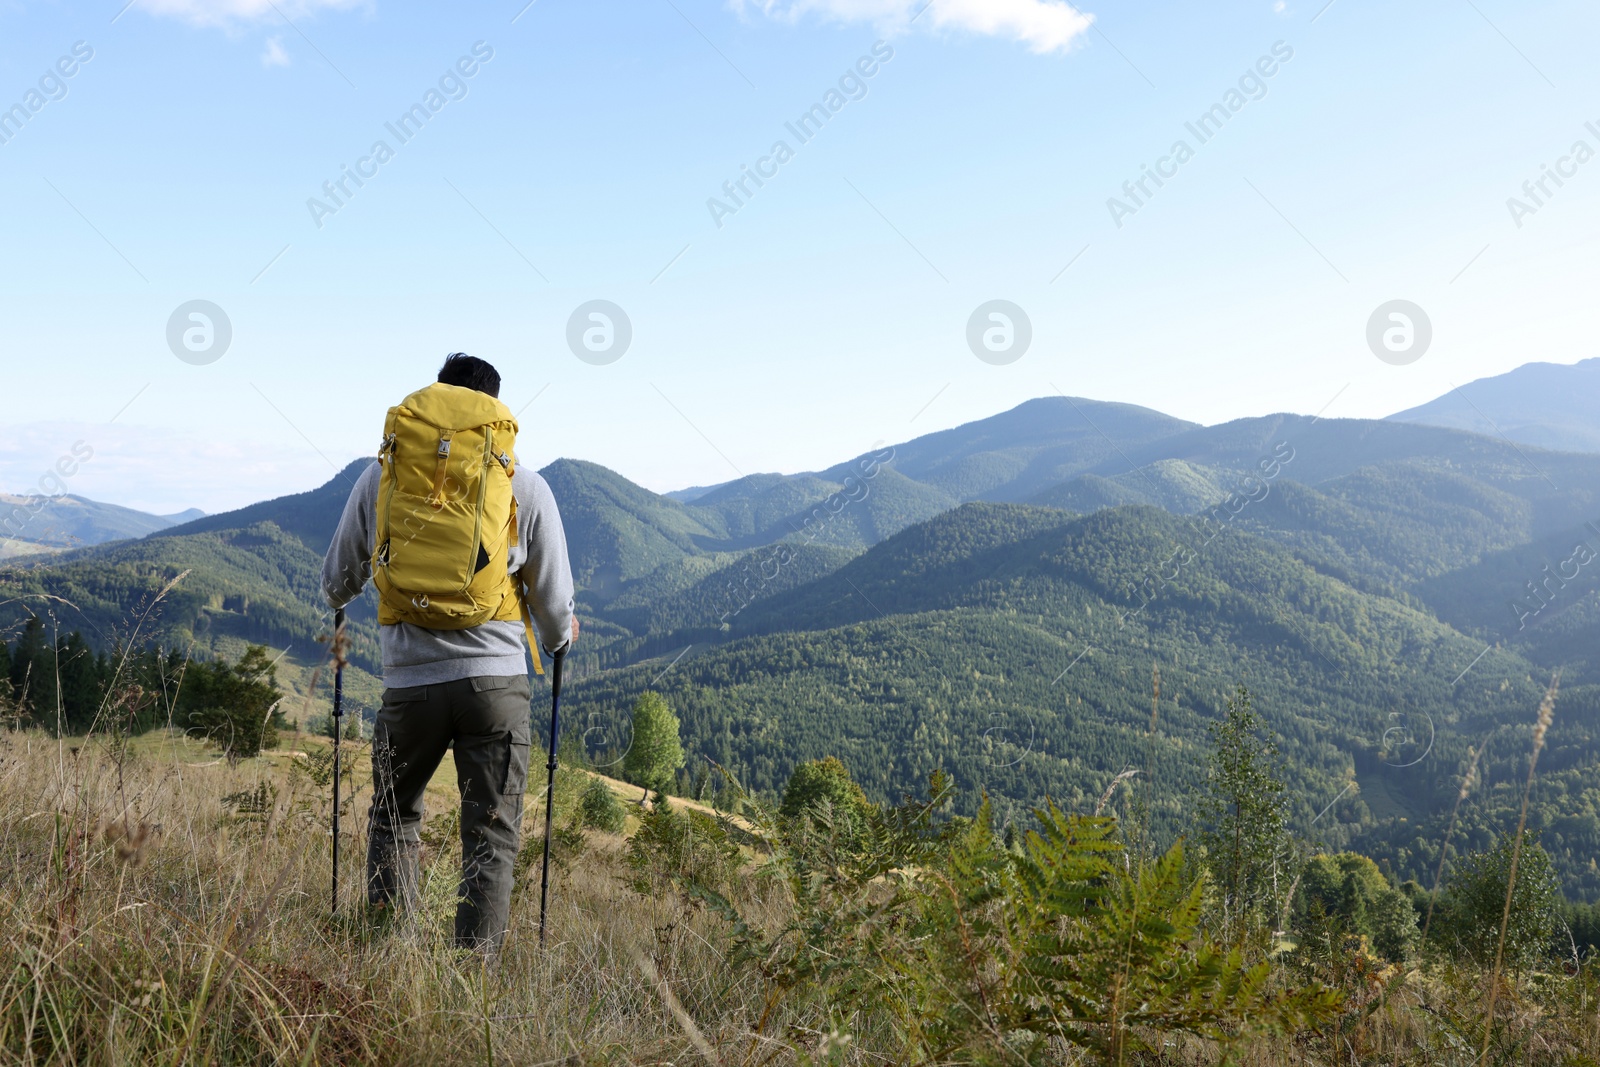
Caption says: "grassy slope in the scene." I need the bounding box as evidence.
[0,727,753,1064]
[7,727,1598,1064]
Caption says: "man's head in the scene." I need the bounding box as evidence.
[437,353,501,398]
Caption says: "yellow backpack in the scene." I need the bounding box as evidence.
[372,382,544,674]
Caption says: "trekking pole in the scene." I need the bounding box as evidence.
[538,646,567,945]
[331,608,346,918]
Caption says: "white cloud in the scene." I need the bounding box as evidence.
[260,35,291,66]
[131,0,367,29]
[732,0,1094,53]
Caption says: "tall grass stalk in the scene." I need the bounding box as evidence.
[1420,733,1489,952]
[1478,672,1559,1066]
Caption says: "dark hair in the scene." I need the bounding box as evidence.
[437,353,501,398]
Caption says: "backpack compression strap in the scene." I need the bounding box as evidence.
[504,466,545,677]
[519,579,547,678]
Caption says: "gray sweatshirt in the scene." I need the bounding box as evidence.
[322,460,576,688]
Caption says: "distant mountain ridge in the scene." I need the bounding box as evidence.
[155,459,370,557]
[1388,357,1600,453]
[22,386,1600,645]
[0,492,205,548]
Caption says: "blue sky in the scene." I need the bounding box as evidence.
[1,0,1597,513]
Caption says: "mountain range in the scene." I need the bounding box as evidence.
[5,364,1600,897]
[0,494,203,560]
[1389,357,1600,454]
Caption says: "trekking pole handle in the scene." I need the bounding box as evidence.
[332,607,346,723]
[546,646,564,770]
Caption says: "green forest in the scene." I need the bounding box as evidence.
[0,613,289,760]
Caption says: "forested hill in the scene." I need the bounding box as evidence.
[565,500,1600,897]
[153,459,370,556]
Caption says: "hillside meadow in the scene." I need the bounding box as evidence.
[5,714,1600,1065]
[0,726,748,1064]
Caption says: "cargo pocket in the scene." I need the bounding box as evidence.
[503,725,531,796]
[469,675,529,696]
[381,685,430,710]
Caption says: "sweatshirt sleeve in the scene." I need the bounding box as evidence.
[322,461,380,610]
[515,470,577,655]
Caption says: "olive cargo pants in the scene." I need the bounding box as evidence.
[367,674,532,950]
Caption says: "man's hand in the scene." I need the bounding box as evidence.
[570,616,580,647]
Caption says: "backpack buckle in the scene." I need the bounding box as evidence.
[437,437,452,458]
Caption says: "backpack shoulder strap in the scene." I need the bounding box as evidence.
[505,471,546,677]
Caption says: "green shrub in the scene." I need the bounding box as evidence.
[184,646,286,763]
[624,802,744,902]
[779,756,875,846]
[578,776,627,833]
[1294,852,1420,962]
[1443,829,1561,970]
[634,769,1342,1061]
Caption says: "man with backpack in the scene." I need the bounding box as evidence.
[322,353,577,952]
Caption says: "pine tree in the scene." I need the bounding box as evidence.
[56,632,105,733]
[10,617,49,722]
[185,645,284,762]
[579,776,627,832]
[1199,685,1289,945]
[622,691,685,800]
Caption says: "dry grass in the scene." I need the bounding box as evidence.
[0,727,779,1066]
[7,725,1600,1065]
